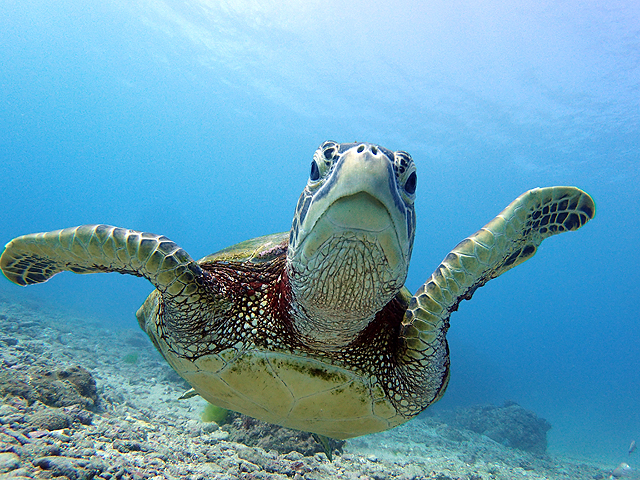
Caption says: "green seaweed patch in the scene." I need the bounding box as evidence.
[278,358,347,383]
[202,402,229,424]
[122,352,139,364]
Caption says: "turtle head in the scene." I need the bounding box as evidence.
[286,141,417,348]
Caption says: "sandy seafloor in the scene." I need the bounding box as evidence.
[0,293,617,480]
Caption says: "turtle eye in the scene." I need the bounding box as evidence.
[394,150,417,202]
[309,161,320,181]
[404,172,417,195]
[308,141,338,185]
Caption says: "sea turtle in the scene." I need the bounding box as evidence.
[0,141,595,440]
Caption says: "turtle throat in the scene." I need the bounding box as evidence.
[286,229,407,351]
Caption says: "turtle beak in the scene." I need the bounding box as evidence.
[293,144,412,275]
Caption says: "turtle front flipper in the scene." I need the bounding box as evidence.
[0,224,203,300]
[399,187,595,405]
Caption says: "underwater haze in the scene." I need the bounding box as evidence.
[1,0,638,466]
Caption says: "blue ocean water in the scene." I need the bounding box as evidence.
[0,0,638,466]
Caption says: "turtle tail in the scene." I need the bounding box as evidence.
[0,224,203,298]
[399,186,595,406]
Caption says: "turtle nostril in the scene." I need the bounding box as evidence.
[357,145,365,153]
[371,146,378,155]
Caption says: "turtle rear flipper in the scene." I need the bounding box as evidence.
[0,224,203,299]
[400,187,595,404]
